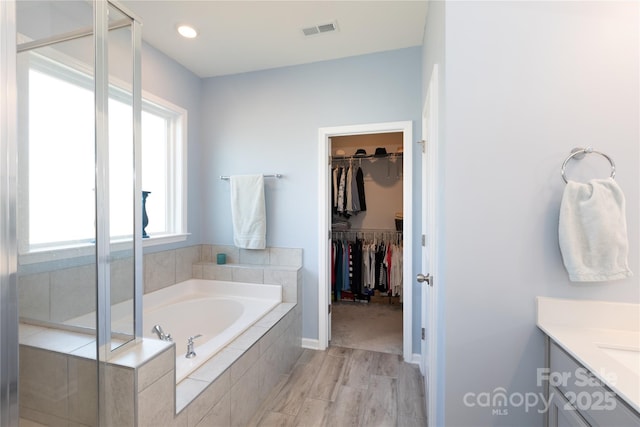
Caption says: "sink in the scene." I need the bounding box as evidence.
[597,344,640,375]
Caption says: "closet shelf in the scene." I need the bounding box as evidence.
[332,153,402,161]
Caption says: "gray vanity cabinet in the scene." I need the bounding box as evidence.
[546,339,640,427]
[548,385,591,427]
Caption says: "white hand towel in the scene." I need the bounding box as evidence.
[230,175,266,249]
[558,178,632,282]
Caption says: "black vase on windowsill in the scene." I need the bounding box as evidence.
[142,191,151,238]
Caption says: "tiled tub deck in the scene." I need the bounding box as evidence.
[20,301,301,426]
[19,245,303,426]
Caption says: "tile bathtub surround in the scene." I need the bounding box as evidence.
[192,245,302,305]
[18,244,303,426]
[143,245,203,294]
[18,301,301,427]
[192,263,300,304]
[202,245,302,267]
[142,245,301,295]
[19,334,175,427]
[19,244,300,323]
[134,302,301,427]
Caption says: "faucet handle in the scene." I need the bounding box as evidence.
[188,334,203,343]
[185,334,203,359]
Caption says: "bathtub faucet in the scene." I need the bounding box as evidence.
[151,324,172,342]
[185,334,202,359]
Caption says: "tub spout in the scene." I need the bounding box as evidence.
[151,324,172,342]
[185,334,202,359]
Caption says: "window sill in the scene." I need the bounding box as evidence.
[19,233,190,265]
[142,233,190,247]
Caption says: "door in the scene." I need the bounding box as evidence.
[420,64,439,426]
[327,141,332,343]
[318,121,413,361]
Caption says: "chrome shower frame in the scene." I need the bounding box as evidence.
[0,0,19,425]
[3,0,143,424]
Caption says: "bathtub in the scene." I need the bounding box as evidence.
[143,279,282,383]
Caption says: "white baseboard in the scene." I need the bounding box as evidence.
[410,353,422,366]
[301,338,321,350]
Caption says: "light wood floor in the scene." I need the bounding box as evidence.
[248,346,427,427]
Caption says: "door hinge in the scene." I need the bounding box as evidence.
[421,327,425,340]
[417,139,426,153]
[328,304,331,314]
[421,234,426,247]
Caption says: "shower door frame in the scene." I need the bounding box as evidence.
[0,0,19,425]
[6,0,143,424]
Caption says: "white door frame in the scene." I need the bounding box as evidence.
[317,121,413,362]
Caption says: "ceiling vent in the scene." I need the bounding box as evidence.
[302,21,338,37]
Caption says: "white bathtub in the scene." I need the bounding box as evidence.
[143,279,282,383]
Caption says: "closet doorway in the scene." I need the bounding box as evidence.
[318,121,413,362]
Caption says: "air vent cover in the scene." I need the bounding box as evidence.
[317,23,336,33]
[302,21,338,37]
[302,26,319,36]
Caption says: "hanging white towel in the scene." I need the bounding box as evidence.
[230,175,266,249]
[558,178,632,282]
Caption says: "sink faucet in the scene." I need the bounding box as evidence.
[151,324,172,341]
[185,334,202,359]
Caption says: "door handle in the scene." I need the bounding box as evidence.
[416,273,432,286]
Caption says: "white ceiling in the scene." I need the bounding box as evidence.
[120,1,428,78]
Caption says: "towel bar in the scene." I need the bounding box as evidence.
[220,174,283,180]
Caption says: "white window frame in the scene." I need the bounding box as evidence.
[140,92,189,247]
[18,50,188,264]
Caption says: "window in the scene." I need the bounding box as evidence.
[140,96,187,241]
[20,53,187,257]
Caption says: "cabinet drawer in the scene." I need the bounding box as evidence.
[549,386,591,427]
[550,341,640,426]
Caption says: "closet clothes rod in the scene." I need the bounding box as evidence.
[332,229,403,243]
[331,228,402,233]
[220,174,283,180]
[332,153,402,161]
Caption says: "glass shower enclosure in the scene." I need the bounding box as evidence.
[10,0,142,424]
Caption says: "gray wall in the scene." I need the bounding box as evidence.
[423,1,639,425]
[200,47,422,343]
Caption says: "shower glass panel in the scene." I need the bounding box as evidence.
[16,2,99,423]
[15,0,141,424]
[16,3,98,315]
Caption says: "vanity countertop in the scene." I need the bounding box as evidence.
[537,297,640,414]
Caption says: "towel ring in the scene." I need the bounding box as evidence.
[561,147,616,184]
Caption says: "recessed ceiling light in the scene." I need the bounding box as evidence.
[177,25,198,39]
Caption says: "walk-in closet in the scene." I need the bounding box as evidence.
[329,132,404,355]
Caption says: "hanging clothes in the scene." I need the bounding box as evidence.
[390,243,403,298]
[331,164,366,219]
[356,166,366,211]
[337,167,346,214]
[330,231,403,301]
